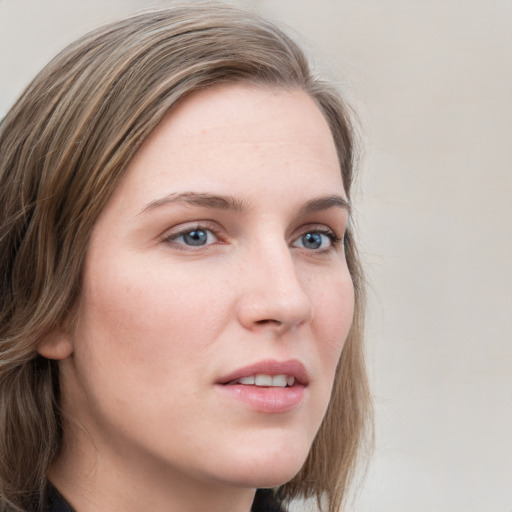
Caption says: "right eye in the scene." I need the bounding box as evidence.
[164,226,219,247]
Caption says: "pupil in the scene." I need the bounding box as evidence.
[303,232,322,249]
[184,230,207,246]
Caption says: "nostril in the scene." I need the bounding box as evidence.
[255,319,282,326]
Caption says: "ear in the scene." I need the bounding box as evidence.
[38,327,74,360]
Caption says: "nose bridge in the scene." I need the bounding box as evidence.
[237,232,314,332]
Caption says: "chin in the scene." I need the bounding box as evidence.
[215,440,310,489]
[226,467,303,490]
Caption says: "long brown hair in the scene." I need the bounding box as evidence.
[0,3,371,511]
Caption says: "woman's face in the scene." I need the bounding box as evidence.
[50,84,354,491]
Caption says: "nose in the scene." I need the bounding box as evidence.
[236,240,314,334]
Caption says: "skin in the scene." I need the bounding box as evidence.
[40,84,354,512]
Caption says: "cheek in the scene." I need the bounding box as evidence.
[76,257,231,376]
[293,271,353,448]
[311,269,354,376]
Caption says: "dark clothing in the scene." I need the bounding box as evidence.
[45,483,285,512]
[45,485,73,512]
[250,489,286,512]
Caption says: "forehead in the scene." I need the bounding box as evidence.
[106,83,344,214]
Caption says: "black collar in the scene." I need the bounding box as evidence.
[45,484,285,512]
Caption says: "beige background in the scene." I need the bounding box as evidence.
[1,1,511,511]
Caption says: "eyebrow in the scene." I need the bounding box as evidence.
[139,192,248,215]
[298,195,351,216]
[139,192,350,216]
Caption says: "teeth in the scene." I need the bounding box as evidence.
[255,374,273,386]
[236,374,294,387]
[272,375,287,387]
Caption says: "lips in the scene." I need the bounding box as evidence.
[216,359,308,413]
[217,359,309,387]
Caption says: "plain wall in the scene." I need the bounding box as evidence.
[1,1,511,511]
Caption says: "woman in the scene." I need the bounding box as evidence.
[0,4,371,512]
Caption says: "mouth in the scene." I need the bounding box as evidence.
[217,359,309,388]
[216,360,308,413]
[227,374,296,387]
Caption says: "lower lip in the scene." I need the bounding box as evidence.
[216,384,306,413]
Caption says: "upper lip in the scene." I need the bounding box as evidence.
[217,359,309,386]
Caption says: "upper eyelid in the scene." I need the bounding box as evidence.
[166,226,216,240]
[291,222,343,240]
[161,220,221,238]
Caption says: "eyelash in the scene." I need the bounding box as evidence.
[293,228,343,251]
[162,222,221,250]
[162,223,344,252]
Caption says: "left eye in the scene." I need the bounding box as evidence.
[292,231,335,250]
[170,228,218,247]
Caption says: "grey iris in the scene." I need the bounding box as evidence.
[302,232,322,249]
[184,229,208,246]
